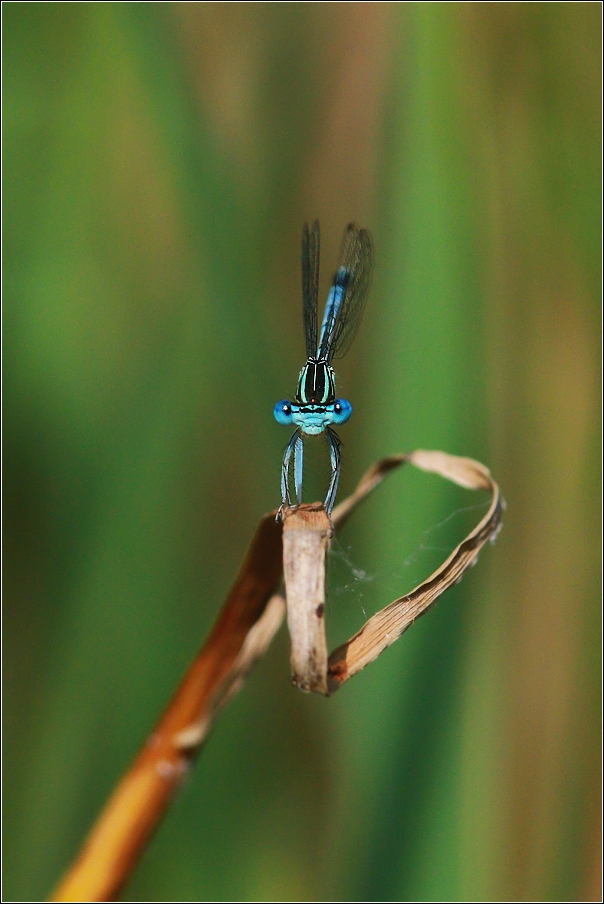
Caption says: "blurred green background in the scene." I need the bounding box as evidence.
[3,3,601,901]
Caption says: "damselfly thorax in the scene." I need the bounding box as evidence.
[296,358,336,406]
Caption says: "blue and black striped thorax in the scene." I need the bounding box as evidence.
[295,358,336,405]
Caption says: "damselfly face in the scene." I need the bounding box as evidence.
[274,221,373,514]
[273,397,352,435]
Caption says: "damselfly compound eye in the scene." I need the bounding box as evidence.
[274,400,293,425]
[333,398,352,425]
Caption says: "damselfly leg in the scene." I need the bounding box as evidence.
[324,427,342,515]
[281,428,301,508]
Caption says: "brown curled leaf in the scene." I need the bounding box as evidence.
[327,450,504,693]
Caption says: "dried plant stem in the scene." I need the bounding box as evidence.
[282,504,332,693]
[50,515,284,903]
[49,450,502,901]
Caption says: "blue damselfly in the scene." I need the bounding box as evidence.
[274,221,373,514]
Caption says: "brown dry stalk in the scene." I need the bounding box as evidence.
[49,514,284,903]
[49,450,502,902]
[327,450,503,691]
[282,504,332,694]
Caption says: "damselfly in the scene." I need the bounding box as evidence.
[274,221,373,515]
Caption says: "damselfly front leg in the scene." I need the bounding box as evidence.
[280,428,301,512]
[324,427,342,515]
